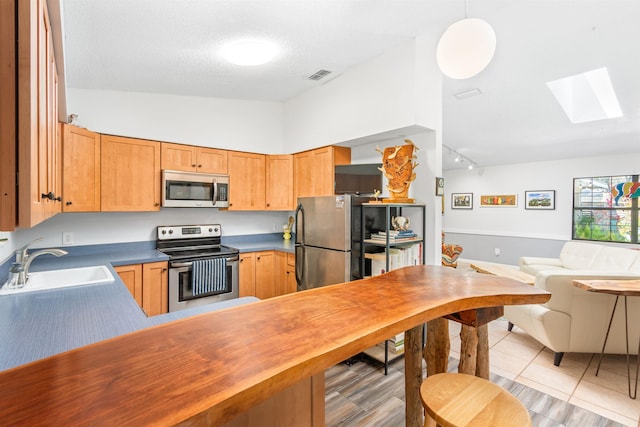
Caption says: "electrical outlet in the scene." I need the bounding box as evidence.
[62,232,74,246]
[494,248,500,256]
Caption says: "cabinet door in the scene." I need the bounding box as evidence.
[285,252,297,295]
[115,264,143,307]
[142,261,168,316]
[294,146,350,200]
[228,152,266,210]
[239,252,256,297]
[161,142,197,172]
[0,0,16,230]
[17,0,61,228]
[266,155,293,210]
[62,124,100,212]
[255,251,276,299]
[196,147,228,174]
[101,135,161,211]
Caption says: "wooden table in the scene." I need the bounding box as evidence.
[0,265,549,427]
[573,279,640,399]
[431,262,535,379]
[470,262,535,285]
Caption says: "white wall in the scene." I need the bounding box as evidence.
[443,152,640,241]
[67,89,285,154]
[283,37,442,153]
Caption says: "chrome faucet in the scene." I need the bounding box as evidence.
[15,239,68,287]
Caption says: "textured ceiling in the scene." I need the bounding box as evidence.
[62,0,640,170]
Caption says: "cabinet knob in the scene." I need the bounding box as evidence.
[162,268,167,272]
[154,203,160,207]
[66,201,73,206]
[191,164,196,167]
[197,164,202,167]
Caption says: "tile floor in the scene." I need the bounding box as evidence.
[461,318,640,426]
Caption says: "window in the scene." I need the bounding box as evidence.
[572,175,639,243]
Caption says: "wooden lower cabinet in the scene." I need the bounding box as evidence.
[223,373,324,427]
[239,251,296,299]
[115,261,168,316]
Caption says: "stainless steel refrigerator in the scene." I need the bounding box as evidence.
[295,195,394,291]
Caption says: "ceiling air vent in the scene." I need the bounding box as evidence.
[307,69,332,81]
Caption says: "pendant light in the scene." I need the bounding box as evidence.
[436,0,496,79]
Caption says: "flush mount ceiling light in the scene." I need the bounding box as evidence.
[546,67,623,124]
[223,41,277,66]
[436,1,496,79]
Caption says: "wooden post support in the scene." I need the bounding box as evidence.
[458,325,478,376]
[425,318,449,377]
[475,324,490,379]
[404,324,424,427]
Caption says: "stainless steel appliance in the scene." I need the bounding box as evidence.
[157,224,239,312]
[295,195,395,291]
[162,170,229,208]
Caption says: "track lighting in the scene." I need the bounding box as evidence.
[444,145,478,170]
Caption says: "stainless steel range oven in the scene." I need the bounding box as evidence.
[157,224,239,312]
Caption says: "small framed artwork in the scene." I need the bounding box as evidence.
[525,190,555,210]
[452,193,473,209]
[436,177,445,196]
[480,194,517,207]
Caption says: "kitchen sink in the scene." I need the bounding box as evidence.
[0,265,115,295]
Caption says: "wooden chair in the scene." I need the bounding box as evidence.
[420,373,531,427]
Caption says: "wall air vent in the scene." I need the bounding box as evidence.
[307,69,332,81]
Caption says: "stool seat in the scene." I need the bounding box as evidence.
[420,373,531,427]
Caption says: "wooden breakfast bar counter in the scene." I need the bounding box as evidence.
[0,265,549,426]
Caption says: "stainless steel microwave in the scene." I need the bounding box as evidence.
[162,170,229,208]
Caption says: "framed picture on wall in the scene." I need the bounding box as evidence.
[480,194,517,207]
[525,190,555,210]
[436,177,445,196]
[452,193,473,209]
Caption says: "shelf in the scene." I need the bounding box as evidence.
[363,343,404,364]
[363,238,423,246]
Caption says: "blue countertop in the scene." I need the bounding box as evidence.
[0,238,278,372]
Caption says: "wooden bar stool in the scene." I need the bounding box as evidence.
[420,373,531,427]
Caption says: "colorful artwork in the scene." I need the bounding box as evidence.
[480,194,517,207]
[612,182,640,205]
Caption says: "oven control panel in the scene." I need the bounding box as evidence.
[157,224,221,240]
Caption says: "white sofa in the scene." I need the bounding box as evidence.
[504,241,640,365]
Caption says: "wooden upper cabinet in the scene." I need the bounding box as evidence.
[0,0,16,230]
[100,135,161,211]
[161,142,228,174]
[17,0,61,228]
[266,154,294,211]
[228,151,266,210]
[62,124,100,212]
[294,146,350,200]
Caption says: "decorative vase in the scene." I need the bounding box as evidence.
[283,231,291,240]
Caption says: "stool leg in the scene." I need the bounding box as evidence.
[596,295,620,376]
[423,413,437,427]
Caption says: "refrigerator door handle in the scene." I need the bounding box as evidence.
[295,202,305,289]
[295,202,304,245]
[295,244,305,290]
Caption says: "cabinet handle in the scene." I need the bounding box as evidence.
[54,195,62,202]
[192,164,196,167]
[197,164,202,167]
[162,268,167,272]
[154,203,160,207]
[66,201,73,206]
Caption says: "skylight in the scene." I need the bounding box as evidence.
[546,67,622,124]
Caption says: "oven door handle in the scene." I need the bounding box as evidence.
[170,262,193,268]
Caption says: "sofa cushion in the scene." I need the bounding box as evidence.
[591,245,640,271]
[630,253,640,273]
[558,241,604,269]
